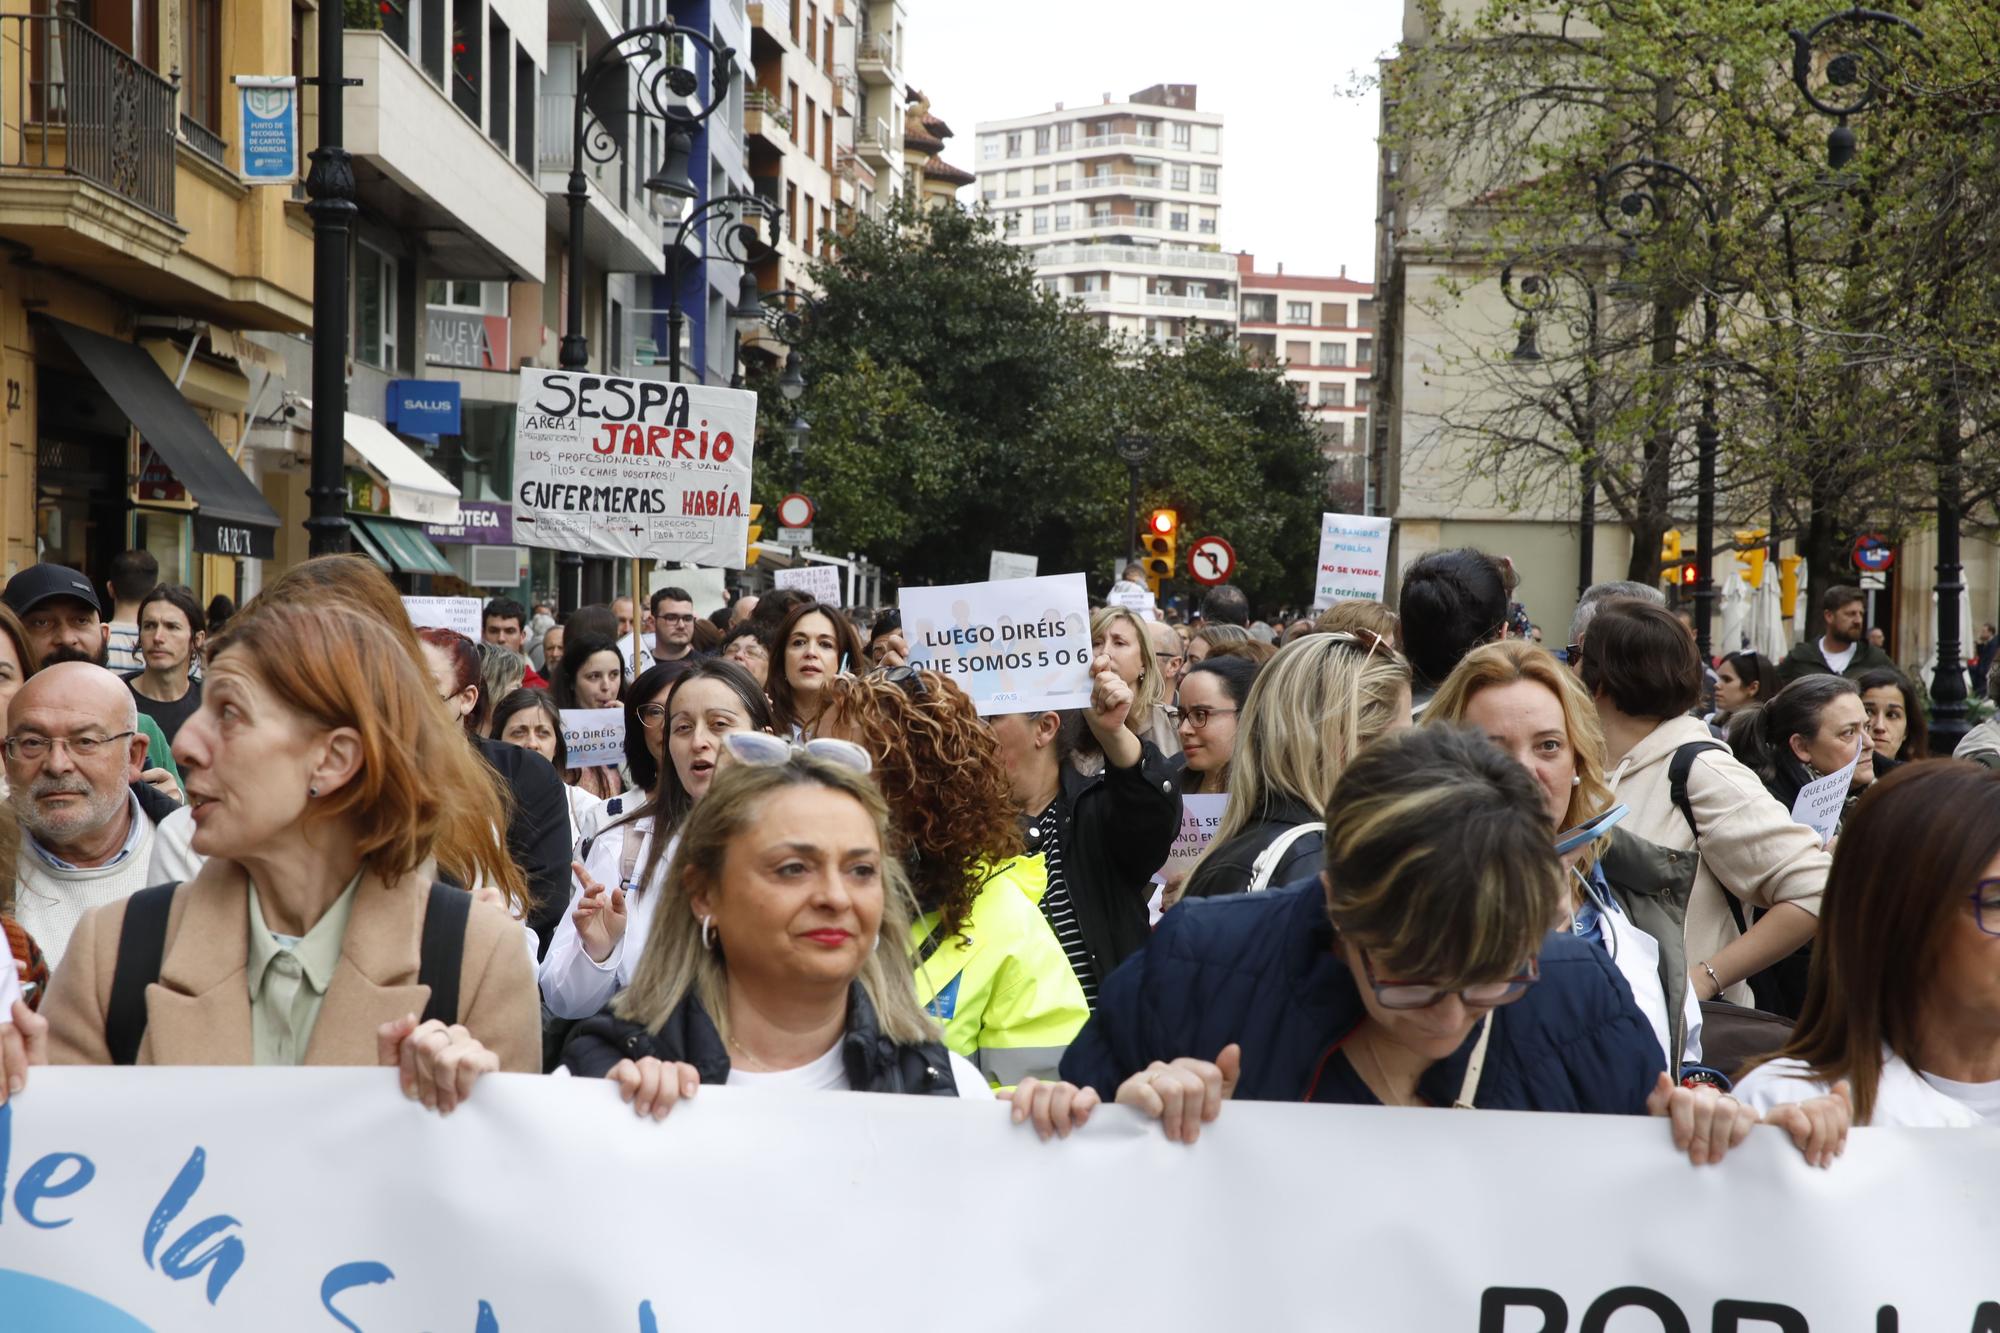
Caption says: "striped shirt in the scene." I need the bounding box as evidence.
[1029,805,1098,1007]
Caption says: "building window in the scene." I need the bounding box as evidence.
[1034,126,1050,154]
[1198,125,1220,153]
[1358,338,1375,366]
[1005,132,1022,158]
[1171,164,1189,191]
[355,244,397,369]
[1293,381,1310,404]
[1200,167,1218,193]
[1197,218,1216,234]
[513,45,535,173]
[1057,121,1072,148]
[806,3,817,59]
[1319,301,1348,326]
[823,112,833,171]
[1172,121,1192,148]
[1355,382,1374,405]
[1358,298,1377,327]
[786,181,798,240]
[982,189,997,203]
[1032,208,1049,234]
[183,0,221,131]
[486,13,510,150]
[1169,211,1188,231]
[1320,343,1347,366]
[788,82,800,142]
[803,193,815,254]
[1004,212,1020,233]
[1320,382,1346,407]
[1135,201,1157,223]
[805,97,816,155]
[1286,301,1312,323]
[1054,205,1070,231]
[450,0,481,123]
[983,138,998,160]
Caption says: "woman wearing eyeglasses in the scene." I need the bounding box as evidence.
[541,660,772,1023]
[819,669,1089,1087]
[1170,656,1258,796]
[1735,762,2000,1129]
[1182,634,1412,900]
[560,740,999,1105]
[1047,727,1849,1165]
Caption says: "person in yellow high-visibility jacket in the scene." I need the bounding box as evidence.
[911,852,1089,1088]
[820,668,1092,1090]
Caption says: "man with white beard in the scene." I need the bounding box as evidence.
[5,662,172,968]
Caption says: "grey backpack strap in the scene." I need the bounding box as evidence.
[1248,822,1325,892]
[1666,741,1748,937]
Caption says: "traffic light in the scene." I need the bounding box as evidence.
[745,503,763,567]
[1680,562,1698,588]
[1660,528,1683,569]
[1733,529,1768,589]
[1142,508,1178,592]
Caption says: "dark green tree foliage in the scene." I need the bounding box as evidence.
[751,194,1327,608]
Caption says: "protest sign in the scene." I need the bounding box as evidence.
[1156,793,1228,886]
[0,948,22,1014]
[7,1067,2000,1329]
[1790,736,1863,847]
[649,566,730,619]
[774,564,842,606]
[901,573,1093,716]
[400,596,482,641]
[1313,512,1394,608]
[989,550,1038,581]
[560,707,626,768]
[1107,586,1158,620]
[512,369,756,567]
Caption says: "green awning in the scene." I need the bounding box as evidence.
[355,516,453,576]
[348,520,396,572]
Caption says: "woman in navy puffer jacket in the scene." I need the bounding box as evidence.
[1028,727,1849,1168]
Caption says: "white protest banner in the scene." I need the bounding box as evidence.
[648,565,730,619]
[1108,586,1158,620]
[1790,736,1863,847]
[513,368,756,567]
[1313,512,1394,608]
[400,596,483,641]
[988,550,1038,581]
[1156,793,1228,887]
[774,563,842,606]
[560,707,626,768]
[7,1068,2000,1329]
[902,573,1093,716]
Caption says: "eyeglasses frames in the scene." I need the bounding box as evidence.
[1355,947,1541,1011]
[721,731,872,776]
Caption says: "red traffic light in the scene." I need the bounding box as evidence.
[1148,508,1178,536]
[1680,563,1698,586]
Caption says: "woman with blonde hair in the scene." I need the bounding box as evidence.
[1078,606,1176,764]
[7,598,540,1110]
[561,743,996,1104]
[1181,633,1413,899]
[1426,640,1703,1072]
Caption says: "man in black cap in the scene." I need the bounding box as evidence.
[3,564,182,798]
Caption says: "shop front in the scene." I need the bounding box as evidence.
[293,398,464,592]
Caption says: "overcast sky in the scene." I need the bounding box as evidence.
[898,0,1407,283]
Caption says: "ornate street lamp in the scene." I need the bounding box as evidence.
[1116,433,1155,566]
[1789,7,1925,169]
[1502,262,1603,602]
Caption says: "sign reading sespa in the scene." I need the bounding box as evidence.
[513,369,757,567]
[901,573,1093,716]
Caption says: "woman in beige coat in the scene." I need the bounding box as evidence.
[1581,600,1827,1009]
[0,597,538,1111]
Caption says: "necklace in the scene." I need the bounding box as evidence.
[724,1033,775,1072]
[1352,1032,1414,1108]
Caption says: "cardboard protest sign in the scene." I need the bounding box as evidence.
[901,573,1093,716]
[1313,513,1394,608]
[401,596,482,641]
[512,369,756,567]
[560,707,626,768]
[775,564,842,606]
[1155,794,1228,886]
[989,550,1039,581]
[1108,586,1158,620]
[1790,736,1863,847]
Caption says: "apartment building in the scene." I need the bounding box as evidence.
[974,84,1233,347]
[1236,255,1376,505]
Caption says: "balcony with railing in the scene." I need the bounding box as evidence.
[0,11,178,220]
[535,90,665,278]
[745,88,792,147]
[179,115,226,168]
[855,32,894,83]
[1079,133,1161,150]
[1032,246,1238,273]
[855,116,894,166]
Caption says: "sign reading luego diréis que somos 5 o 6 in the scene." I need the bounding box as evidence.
[512,369,757,568]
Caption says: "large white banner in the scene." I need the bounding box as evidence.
[513,369,756,567]
[3,1069,1996,1330]
[901,573,1093,716]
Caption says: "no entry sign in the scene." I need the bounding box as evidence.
[1851,533,1895,573]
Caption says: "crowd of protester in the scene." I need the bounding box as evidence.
[23,539,2000,1176]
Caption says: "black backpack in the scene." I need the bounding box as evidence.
[104,880,469,1066]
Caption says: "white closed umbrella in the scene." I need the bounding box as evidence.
[1749,572,1789,660]
[1719,571,1748,656]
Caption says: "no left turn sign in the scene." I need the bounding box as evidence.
[1188,536,1236,586]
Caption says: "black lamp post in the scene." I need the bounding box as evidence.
[1501,262,1602,603]
[663,193,771,384]
[304,0,357,556]
[1597,160,1723,662]
[1789,7,1960,751]
[731,287,822,392]
[1116,434,1154,566]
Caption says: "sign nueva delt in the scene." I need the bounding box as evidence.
[234,76,297,182]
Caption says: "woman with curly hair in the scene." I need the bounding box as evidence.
[820,669,1089,1087]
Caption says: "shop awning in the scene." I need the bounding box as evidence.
[46,317,280,560]
[353,516,454,577]
[299,398,462,525]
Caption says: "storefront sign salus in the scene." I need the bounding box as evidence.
[512,369,756,567]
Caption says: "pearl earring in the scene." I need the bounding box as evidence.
[1571,776,1581,787]
[308,785,319,798]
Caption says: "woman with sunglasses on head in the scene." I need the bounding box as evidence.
[1035,726,1848,1164]
[819,668,1089,1086]
[541,660,772,1023]
[1735,762,2000,1129]
[1181,634,1412,900]
[769,601,864,740]
[558,741,1001,1106]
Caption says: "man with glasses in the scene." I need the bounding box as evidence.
[1146,620,1186,692]
[645,586,704,685]
[4,662,178,968]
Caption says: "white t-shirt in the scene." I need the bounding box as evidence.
[1820,638,1858,674]
[1919,1072,2000,1125]
[724,1039,991,1096]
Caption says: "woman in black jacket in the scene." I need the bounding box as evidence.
[1182,633,1412,899]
